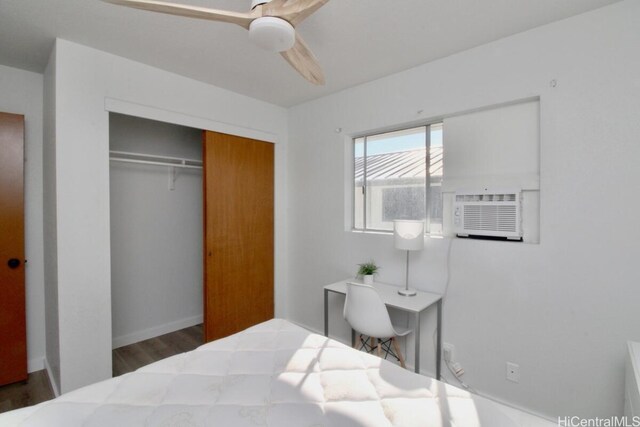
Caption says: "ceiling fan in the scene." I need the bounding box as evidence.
[101,0,329,85]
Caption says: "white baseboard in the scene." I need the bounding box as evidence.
[112,314,203,349]
[44,357,60,397]
[28,356,44,373]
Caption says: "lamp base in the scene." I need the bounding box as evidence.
[398,288,417,297]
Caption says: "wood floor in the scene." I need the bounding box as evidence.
[0,324,203,414]
[112,324,202,376]
[0,370,53,414]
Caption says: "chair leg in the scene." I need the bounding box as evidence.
[376,339,382,357]
[370,337,375,352]
[355,334,361,349]
[359,334,367,351]
[391,337,406,369]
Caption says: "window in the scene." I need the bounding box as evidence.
[353,123,443,233]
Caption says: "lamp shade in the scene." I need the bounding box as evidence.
[394,220,425,251]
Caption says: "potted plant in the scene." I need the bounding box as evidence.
[357,260,379,285]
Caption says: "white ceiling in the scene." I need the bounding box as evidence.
[0,0,620,107]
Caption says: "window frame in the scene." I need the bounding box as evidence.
[352,122,442,234]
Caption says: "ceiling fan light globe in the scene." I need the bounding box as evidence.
[249,17,296,53]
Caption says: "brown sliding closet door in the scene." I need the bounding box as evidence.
[0,112,27,386]
[203,131,274,342]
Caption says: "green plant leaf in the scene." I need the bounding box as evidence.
[356,260,380,277]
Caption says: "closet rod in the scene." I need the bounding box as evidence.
[110,157,202,169]
[109,150,202,170]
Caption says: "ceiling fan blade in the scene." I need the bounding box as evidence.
[281,33,325,85]
[264,0,329,26]
[101,0,256,29]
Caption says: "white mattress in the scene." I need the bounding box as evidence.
[0,319,554,426]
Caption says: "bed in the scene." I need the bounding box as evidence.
[0,319,554,426]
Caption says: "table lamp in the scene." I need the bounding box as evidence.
[394,220,424,297]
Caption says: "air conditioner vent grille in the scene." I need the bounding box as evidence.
[463,205,517,232]
[456,193,516,202]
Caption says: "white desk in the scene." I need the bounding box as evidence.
[324,279,443,378]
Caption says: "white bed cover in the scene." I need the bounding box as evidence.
[0,319,554,426]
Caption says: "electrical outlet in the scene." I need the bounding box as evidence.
[443,343,454,362]
[506,362,520,383]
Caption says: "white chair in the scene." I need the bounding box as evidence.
[343,282,411,368]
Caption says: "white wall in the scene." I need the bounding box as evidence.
[43,46,61,395]
[287,0,640,419]
[0,64,46,373]
[443,100,539,191]
[46,39,288,393]
[109,113,203,348]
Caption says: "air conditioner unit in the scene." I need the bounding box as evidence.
[453,189,522,240]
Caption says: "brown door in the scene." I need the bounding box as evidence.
[203,131,274,342]
[0,112,27,386]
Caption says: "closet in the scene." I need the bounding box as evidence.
[109,115,275,350]
[109,114,204,349]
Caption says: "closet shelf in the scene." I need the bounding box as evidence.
[109,150,203,169]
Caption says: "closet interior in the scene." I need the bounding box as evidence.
[109,113,204,354]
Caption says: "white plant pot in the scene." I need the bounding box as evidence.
[363,275,374,285]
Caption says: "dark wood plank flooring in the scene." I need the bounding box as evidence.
[0,324,203,414]
[112,324,203,376]
[0,370,53,414]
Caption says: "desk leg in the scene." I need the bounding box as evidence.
[436,299,442,380]
[324,288,329,337]
[414,311,421,374]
